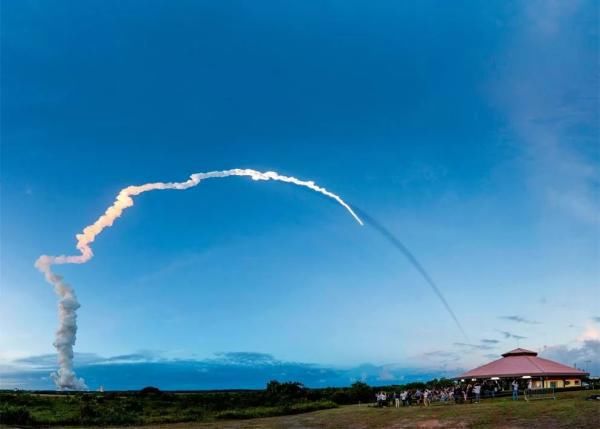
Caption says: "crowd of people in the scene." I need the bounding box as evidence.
[374,381,502,407]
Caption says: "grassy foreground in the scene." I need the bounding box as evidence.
[0,390,337,426]
[0,389,598,428]
[133,390,598,429]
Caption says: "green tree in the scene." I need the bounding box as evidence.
[349,381,372,403]
[265,381,306,404]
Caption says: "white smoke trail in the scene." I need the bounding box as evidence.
[35,168,362,390]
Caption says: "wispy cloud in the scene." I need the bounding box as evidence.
[453,342,494,351]
[104,352,163,364]
[499,315,540,325]
[13,353,103,369]
[211,352,278,366]
[592,317,600,323]
[497,330,527,340]
[490,0,599,226]
[480,339,500,344]
[422,350,457,358]
[419,350,461,367]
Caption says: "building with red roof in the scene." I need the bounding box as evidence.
[456,348,589,389]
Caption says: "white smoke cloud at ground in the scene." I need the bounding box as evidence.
[35,168,362,390]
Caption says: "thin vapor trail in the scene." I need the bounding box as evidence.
[354,207,468,339]
[35,168,362,390]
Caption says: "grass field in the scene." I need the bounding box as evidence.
[1,389,598,428]
[130,390,599,429]
[0,389,338,426]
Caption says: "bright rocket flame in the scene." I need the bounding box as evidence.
[35,168,362,390]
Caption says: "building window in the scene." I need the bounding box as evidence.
[565,380,571,386]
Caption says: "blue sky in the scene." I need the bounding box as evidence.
[1,1,598,390]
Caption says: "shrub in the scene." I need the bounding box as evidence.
[349,381,373,403]
[140,386,161,395]
[265,381,308,405]
[0,404,34,425]
[330,390,351,404]
[79,400,100,423]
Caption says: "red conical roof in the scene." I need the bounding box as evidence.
[501,348,537,357]
[456,348,589,379]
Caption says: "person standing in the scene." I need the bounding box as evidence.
[401,390,408,406]
[526,379,533,400]
[394,392,400,408]
[415,389,422,405]
[512,380,519,400]
[473,383,481,403]
[454,385,461,404]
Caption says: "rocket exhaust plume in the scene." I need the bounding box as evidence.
[353,207,468,340]
[35,168,362,390]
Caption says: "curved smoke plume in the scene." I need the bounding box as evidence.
[353,207,468,339]
[35,169,362,390]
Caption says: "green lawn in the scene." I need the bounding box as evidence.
[132,390,599,429]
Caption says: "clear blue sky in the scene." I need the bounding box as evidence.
[1,1,598,389]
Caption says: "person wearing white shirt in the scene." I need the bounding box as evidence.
[423,389,431,406]
[512,380,519,400]
[400,390,408,406]
[473,383,481,403]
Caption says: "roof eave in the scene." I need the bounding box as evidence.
[453,371,589,380]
